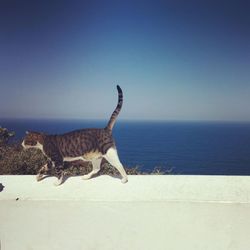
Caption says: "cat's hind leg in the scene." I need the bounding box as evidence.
[104,148,128,183]
[82,158,102,180]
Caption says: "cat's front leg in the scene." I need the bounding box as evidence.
[53,162,66,186]
[36,163,49,182]
[49,151,66,186]
[54,168,66,186]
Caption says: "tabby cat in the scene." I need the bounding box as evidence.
[22,85,128,186]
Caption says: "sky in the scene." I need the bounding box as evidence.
[0,0,249,121]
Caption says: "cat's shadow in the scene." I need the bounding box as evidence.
[38,173,120,185]
[0,183,4,192]
[37,175,68,185]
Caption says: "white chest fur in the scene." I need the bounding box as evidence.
[22,141,44,153]
[63,151,103,162]
[63,156,86,162]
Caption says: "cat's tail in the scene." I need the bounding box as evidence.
[106,85,123,131]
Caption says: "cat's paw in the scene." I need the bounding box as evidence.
[121,177,128,184]
[82,174,91,180]
[54,179,63,186]
[36,175,43,182]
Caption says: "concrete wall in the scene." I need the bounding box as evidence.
[1,175,250,250]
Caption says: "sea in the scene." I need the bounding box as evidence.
[1,118,250,175]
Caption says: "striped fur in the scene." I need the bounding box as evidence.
[22,85,127,185]
[106,85,123,131]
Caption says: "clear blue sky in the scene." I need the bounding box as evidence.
[0,0,249,121]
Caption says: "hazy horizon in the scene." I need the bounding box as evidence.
[2,116,250,124]
[0,0,249,121]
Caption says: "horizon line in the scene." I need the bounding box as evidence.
[1,117,250,124]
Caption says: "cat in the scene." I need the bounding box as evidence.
[22,85,128,186]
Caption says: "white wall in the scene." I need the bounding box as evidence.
[1,175,250,250]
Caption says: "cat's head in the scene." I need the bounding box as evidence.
[22,131,45,150]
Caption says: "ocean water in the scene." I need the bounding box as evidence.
[1,118,250,175]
